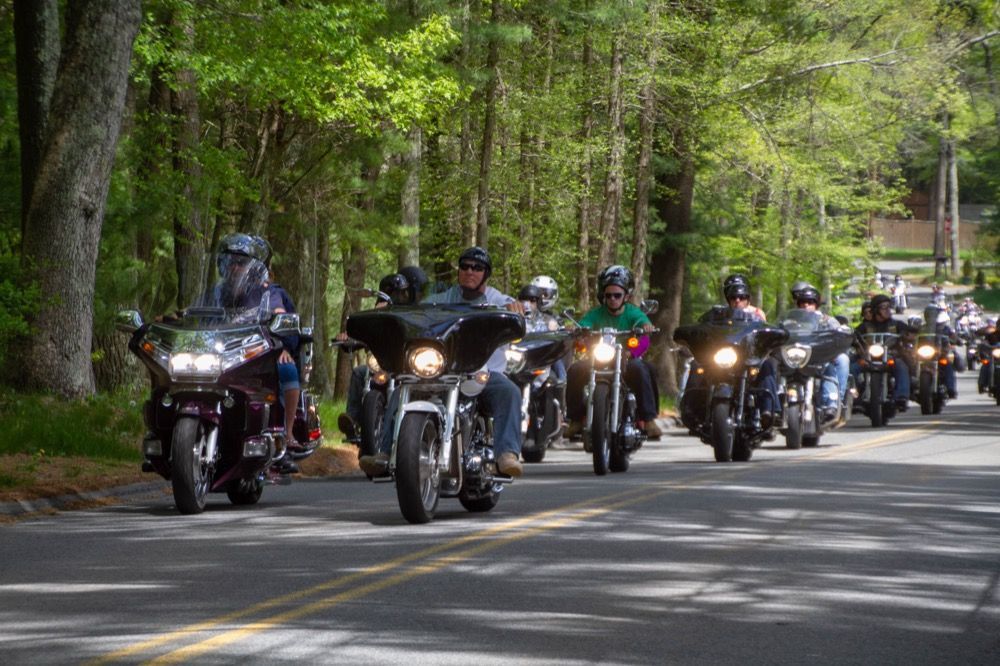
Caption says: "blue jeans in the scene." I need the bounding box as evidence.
[377,371,522,458]
[345,365,367,422]
[850,358,909,401]
[821,353,850,407]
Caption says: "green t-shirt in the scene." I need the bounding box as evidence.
[578,303,651,331]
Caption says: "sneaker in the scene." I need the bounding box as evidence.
[337,413,357,437]
[358,453,389,476]
[894,398,909,412]
[564,420,583,440]
[947,389,957,399]
[497,452,523,478]
[820,406,839,423]
[639,419,662,439]
[759,411,774,430]
[286,438,307,454]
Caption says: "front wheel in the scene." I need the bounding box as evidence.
[359,389,386,460]
[711,401,734,463]
[868,373,885,427]
[171,417,211,514]
[395,412,442,524]
[590,384,611,475]
[919,372,934,415]
[785,403,803,449]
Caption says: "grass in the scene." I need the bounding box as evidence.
[0,390,144,461]
[880,248,977,261]
[970,287,1000,311]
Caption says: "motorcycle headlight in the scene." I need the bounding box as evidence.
[713,347,739,369]
[780,344,811,369]
[366,355,382,373]
[407,346,445,378]
[917,345,936,360]
[169,353,221,379]
[992,348,1000,359]
[868,343,885,359]
[505,348,526,374]
[592,341,616,364]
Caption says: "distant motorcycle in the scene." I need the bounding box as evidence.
[331,338,393,462]
[674,308,788,462]
[505,331,573,463]
[915,329,953,414]
[855,332,901,427]
[978,341,1000,404]
[116,307,322,514]
[346,303,524,524]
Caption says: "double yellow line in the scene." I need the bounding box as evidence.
[89,425,933,664]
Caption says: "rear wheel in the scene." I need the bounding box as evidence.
[395,413,441,524]
[590,384,611,475]
[458,485,500,513]
[226,477,263,506]
[868,373,885,427]
[171,417,211,515]
[711,401,734,463]
[784,403,802,449]
[359,389,386,459]
[919,372,934,415]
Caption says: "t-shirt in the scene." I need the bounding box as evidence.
[423,284,517,373]
[579,303,651,331]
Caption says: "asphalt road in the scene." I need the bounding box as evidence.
[2,370,998,665]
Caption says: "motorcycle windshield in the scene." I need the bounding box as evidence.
[512,331,574,370]
[674,317,787,365]
[777,310,853,364]
[346,303,526,374]
[185,250,273,325]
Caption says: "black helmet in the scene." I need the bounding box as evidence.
[790,280,811,300]
[378,273,410,303]
[398,265,429,303]
[796,285,821,305]
[458,247,492,279]
[518,284,542,302]
[217,233,269,277]
[870,294,892,312]
[597,265,634,303]
[724,273,749,291]
[724,281,750,301]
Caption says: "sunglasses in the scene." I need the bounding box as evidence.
[459,262,486,273]
[729,295,749,302]
[797,299,817,306]
[604,292,626,301]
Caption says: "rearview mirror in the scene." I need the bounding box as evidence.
[641,299,659,316]
[270,313,300,335]
[115,310,144,334]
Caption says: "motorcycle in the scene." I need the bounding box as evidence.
[854,332,901,427]
[674,308,788,462]
[915,328,954,415]
[775,310,854,449]
[345,303,525,524]
[505,331,573,463]
[977,341,1000,404]
[890,282,908,314]
[571,304,659,475]
[115,307,322,514]
[331,337,393,463]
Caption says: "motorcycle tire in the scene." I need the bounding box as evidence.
[591,384,612,476]
[171,417,210,515]
[522,406,545,464]
[954,353,967,373]
[395,412,442,524]
[359,389,386,460]
[785,403,803,449]
[919,372,934,415]
[226,477,264,506]
[732,431,753,462]
[711,401,734,463]
[933,392,944,414]
[802,434,820,448]
[868,373,885,427]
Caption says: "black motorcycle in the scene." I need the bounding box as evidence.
[331,338,393,461]
[116,307,322,514]
[505,331,573,463]
[854,332,901,427]
[674,308,788,462]
[978,341,1000,404]
[774,310,854,449]
[346,303,525,524]
[915,328,953,415]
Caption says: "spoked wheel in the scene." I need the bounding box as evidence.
[226,476,264,506]
[919,372,934,415]
[590,384,612,475]
[395,412,442,524]
[784,403,802,449]
[359,389,386,459]
[711,401,734,462]
[171,417,211,514]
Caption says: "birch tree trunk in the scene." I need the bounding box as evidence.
[947,137,960,276]
[21,0,141,397]
[575,24,595,311]
[596,33,625,272]
[400,125,422,267]
[934,112,948,279]
[631,5,658,302]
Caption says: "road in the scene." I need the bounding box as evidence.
[2,371,998,664]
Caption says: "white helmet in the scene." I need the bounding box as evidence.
[530,275,558,311]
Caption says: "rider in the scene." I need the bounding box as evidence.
[976,317,1000,393]
[359,247,527,478]
[725,273,767,321]
[919,304,959,399]
[852,293,913,411]
[564,265,661,440]
[529,274,568,381]
[790,283,851,422]
[519,284,558,332]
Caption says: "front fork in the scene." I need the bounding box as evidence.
[584,345,623,434]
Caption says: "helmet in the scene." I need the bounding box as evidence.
[398,265,429,303]
[724,273,749,291]
[252,236,273,267]
[518,284,542,302]
[724,281,750,301]
[790,281,813,301]
[217,233,270,272]
[795,285,821,305]
[458,247,492,279]
[597,265,634,303]
[908,315,924,329]
[530,275,559,311]
[870,294,892,312]
[378,273,410,304]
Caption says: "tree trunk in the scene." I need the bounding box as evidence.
[934,112,948,278]
[13,0,60,245]
[475,0,501,249]
[575,24,595,311]
[648,129,695,397]
[631,6,658,302]
[947,137,960,276]
[596,33,625,272]
[21,1,141,397]
[459,0,477,247]
[400,125,422,267]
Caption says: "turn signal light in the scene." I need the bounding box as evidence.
[627,337,639,349]
[939,358,949,366]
